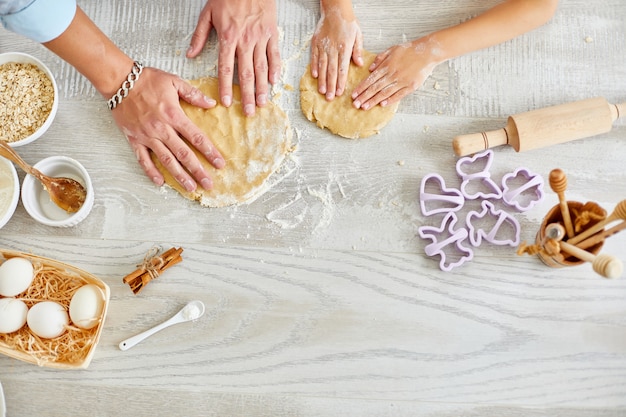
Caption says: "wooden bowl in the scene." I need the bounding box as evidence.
[535,201,605,267]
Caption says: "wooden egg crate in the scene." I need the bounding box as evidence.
[0,249,110,369]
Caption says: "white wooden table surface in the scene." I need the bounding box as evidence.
[1,0,626,416]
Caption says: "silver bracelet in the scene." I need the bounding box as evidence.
[107,61,144,110]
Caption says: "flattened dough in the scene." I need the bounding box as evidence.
[300,50,399,139]
[152,77,292,207]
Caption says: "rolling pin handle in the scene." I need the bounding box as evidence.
[612,102,626,121]
[453,128,509,157]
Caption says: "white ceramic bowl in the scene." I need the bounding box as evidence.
[0,157,19,229]
[21,156,94,227]
[0,52,58,147]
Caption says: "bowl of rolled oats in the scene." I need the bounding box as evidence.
[0,52,58,147]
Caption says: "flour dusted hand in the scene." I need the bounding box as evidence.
[348,0,559,110]
[311,0,363,101]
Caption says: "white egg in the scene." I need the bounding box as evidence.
[0,257,34,297]
[69,284,104,330]
[27,301,69,339]
[0,297,29,333]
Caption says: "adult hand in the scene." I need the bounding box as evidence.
[310,5,363,100]
[351,38,440,110]
[111,67,225,192]
[187,0,281,116]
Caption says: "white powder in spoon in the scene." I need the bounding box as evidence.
[182,303,202,320]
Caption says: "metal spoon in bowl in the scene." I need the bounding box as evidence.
[0,141,86,213]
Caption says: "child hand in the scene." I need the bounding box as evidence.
[352,38,440,110]
[310,5,363,101]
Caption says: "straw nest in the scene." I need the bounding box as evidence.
[0,249,109,369]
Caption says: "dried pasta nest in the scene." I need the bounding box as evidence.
[0,250,110,369]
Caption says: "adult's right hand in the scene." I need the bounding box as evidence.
[112,67,225,192]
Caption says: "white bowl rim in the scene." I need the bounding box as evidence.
[20,155,94,227]
[0,52,59,148]
[0,157,20,229]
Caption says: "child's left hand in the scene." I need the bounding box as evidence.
[310,6,363,101]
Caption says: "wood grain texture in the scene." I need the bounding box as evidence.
[1,0,625,415]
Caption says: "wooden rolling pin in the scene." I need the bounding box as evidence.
[453,97,625,156]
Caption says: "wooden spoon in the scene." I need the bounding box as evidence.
[0,141,86,213]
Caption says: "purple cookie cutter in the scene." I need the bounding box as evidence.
[456,149,503,200]
[466,200,521,247]
[501,167,544,212]
[418,211,474,271]
[419,173,464,216]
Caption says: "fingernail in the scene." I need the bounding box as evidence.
[186,46,194,56]
[319,85,326,94]
[153,176,164,186]
[204,95,216,106]
[361,102,369,110]
[325,92,335,101]
[183,179,196,192]
[222,95,232,107]
[257,93,267,106]
[214,157,226,169]
[336,87,344,96]
[357,57,364,66]
[244,104,255,116]
[353,100,361,109]
[369,63,375,71]
[200,178,212,190]
[380,100,387,107]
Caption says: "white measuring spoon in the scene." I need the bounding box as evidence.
[118,300,205,351]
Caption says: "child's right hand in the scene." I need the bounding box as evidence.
[310,4,363,101]
[351,38,440,110]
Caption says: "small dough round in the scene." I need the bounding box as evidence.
[300,50,399,139]
[152,77,292,207]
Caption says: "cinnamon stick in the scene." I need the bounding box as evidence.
[123,246,184,294]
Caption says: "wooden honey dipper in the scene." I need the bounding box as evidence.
[568,199,626,245]
[545,223,623,279]
[548,169,575,239]
[576,221,626,250]
[453,97,625,156]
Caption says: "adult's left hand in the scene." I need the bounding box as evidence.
[187,0,281,116]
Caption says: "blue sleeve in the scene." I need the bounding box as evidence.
[1,0,77,43]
